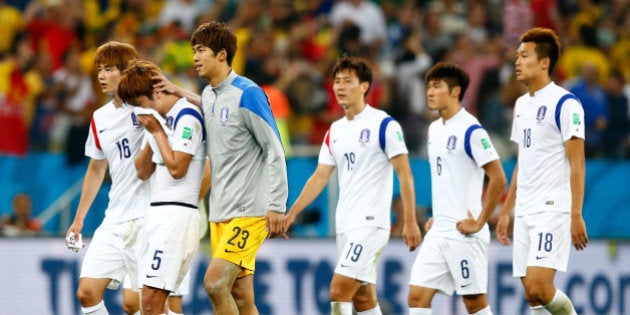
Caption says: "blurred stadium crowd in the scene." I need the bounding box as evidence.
[0,0,628,163]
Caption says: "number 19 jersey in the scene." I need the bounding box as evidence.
[318,105,408,234]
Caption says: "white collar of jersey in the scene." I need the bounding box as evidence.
[531,81,556,98]
[441,107,466,125]
[213,70,238,93]
[346,104,373,122]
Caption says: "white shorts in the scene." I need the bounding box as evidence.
[409,229,490,296]
[123,268,191,295]
[80,218,143,290]
[139,205,200,292]
[513,211,571,277]
[335,227,389,284]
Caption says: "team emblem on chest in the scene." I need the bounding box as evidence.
[536,105,547,124]
[359,128,370,145]
[220,107,230,126]
[447,135,457,152]
[165,116,174,130]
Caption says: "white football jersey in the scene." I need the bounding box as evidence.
[427,109,499,239]
[318,105,408,234]
[150,98,206,206]
[510,82,585,216]
[85,101,150,224]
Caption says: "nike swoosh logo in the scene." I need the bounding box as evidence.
[224,248,237,253]
[340,264,351,268]
[460,283,471,288]
[535,256,547,260]
[99,129,106,133]
[146,274,158,278]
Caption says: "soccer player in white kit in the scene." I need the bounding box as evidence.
[65,41,147,315]
[407,62,507,315]
[284,56,422,315]
[118,60,205,315]
[496,28,588,315]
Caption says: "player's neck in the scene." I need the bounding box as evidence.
[344,102,367,120]
[112,94,124,107]
[526,75,552,96]
[439,103,462,122]
[208,66,232,88]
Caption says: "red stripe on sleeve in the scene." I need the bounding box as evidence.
[90,118,102,151]
[324,128,331,155]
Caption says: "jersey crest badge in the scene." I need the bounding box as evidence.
[220,107,229,126]
[359,128,370,145]
[131,113,142,127]
[447,135,457,152]
[166,116,174,130]
[536,105,547,123]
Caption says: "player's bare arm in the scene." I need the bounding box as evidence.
[198,159,211,200]
[391,153,421,251]
[457,159,507,235]
[65,158,107,249]
[138,114,193,179]
[135,143,155,180]
[566,136,588,250]
[284,164,335,233]
[497,164,517,246]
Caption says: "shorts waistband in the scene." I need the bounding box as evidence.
[150,201,198,209]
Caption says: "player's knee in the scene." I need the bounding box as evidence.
[462,294,488,314]
[352,294,377,312]
[122,300,139,315]
[523,281,548,304]
[76,286,99,306]
[329,286,348,302]
[204,278,229,300]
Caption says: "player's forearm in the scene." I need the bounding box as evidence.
[176,88,201,106]
[500,165,518,216]
[399,174,418,224]
[569,158,585,217]
[74,161,106,223]
[289,174,328,218]
[135,145,155,180]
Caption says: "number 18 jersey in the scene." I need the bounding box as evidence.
[318,105,408,234]
[511,82,585,216]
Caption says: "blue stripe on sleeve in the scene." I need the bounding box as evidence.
[174,107,206,141]
[464,124,482,160]
[555,93,581,132]
[233,76,281,141]
[379,116,394,152]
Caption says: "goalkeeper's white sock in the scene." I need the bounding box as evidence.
[356,304,382,315]
[82,300,109,315]
[544,289,577,315]
[331,302,353,315]
[409,308,432,315]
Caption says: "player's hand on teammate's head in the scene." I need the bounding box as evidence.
[151,72,179,96]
